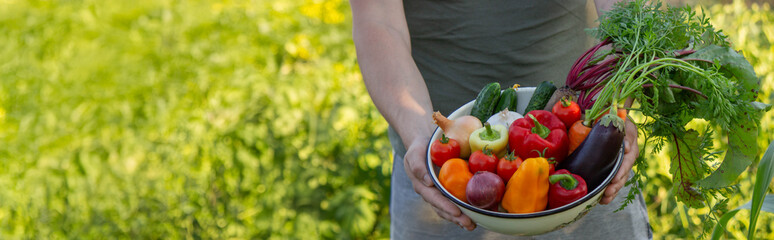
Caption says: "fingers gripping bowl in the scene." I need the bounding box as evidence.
[426,87,624,235]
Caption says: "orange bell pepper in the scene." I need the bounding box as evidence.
[439,158,473,203]
[501,157,550,213]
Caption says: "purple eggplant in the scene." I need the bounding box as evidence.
[556,113,625,191]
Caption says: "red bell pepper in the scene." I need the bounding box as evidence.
[548,169,588,209]
[508,110,569,163]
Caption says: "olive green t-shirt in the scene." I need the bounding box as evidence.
[390,0,590,156]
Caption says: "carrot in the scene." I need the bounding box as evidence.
[594,108,627,125]
[568,120,592,155]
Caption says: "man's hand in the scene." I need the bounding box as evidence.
[404,137,476,231]
[600,119,638,204]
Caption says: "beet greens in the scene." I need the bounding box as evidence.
[564,0,770,218]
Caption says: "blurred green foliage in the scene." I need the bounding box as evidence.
[0,0,772,239]
[0,0,391,239]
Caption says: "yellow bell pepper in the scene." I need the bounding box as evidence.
[468,122,508,156]
[501,157,550,213]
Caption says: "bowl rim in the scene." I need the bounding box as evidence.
[425,101,624,218]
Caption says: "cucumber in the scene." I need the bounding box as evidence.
[470,82,501,123]
[524,81,557,113]
[494,87,518,113]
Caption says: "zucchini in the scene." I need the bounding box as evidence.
[470,82,501,123]
[524,81,557,113]
[494,87,518,113]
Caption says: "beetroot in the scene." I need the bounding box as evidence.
[466,171,505,210]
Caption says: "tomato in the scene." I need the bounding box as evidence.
[552,96,582,128]
[469,147,498,174]
[439,158,473,202]
[430,134,461,167]
[548,162,556,176]
[544,155,557,176]
[496,151,523,183]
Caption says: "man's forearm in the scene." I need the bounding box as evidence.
[351,1,435,148]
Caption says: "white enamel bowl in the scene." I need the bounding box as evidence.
[426,87,623,235]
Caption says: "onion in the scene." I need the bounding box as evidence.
[433,111,482,158]
[486,109,523,128]
[466,171,505,211]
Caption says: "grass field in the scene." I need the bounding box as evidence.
[0,0,772,239]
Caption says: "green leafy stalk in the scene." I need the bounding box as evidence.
[747,140,774,239]
[710,196,774,240]
[711,141,774,239]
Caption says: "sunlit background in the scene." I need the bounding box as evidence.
[0,0,772,239]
